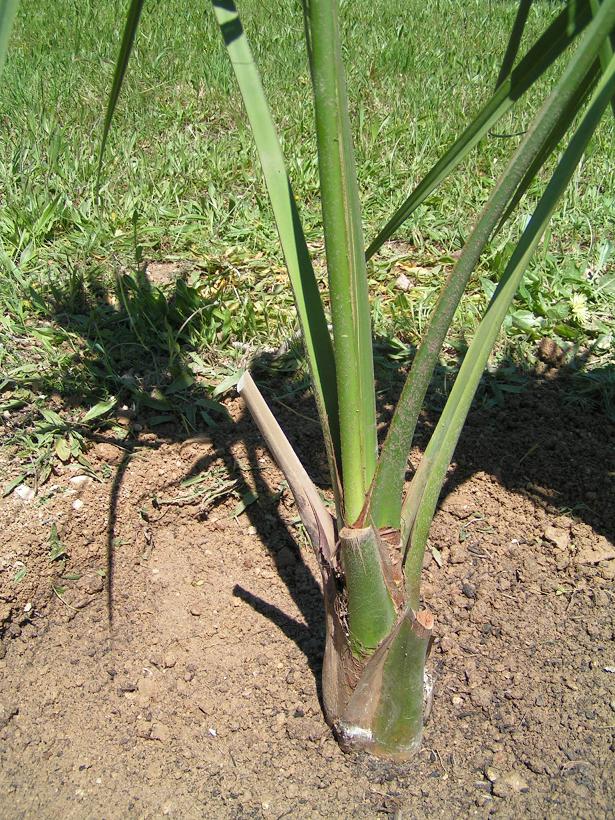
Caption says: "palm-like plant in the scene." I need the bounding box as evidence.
[2,0,613,759]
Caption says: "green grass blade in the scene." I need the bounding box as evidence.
[401,53,615,609]
[306,0,377,523]
[366,0,615,531]
[211,0,342,495]
[0,0,19,76]
[591,0,615,117]
[364,0,594,260]
[98,0,144,181]
[494,0,533,90]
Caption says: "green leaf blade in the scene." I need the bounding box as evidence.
[365,0,595,260]
[306,0,377,523]
[98,0,145,181]
[0,0,18,77]
[401,51,615,604]
[367,0,615,531]
[211,0,342,506]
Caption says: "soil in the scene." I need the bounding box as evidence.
[0,378,614,819]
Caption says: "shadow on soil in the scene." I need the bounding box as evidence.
[20,266,615,699]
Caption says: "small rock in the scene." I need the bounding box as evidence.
[577,540,615,565]
[543,526,570,550]
[117,678,138,694]
[83,574,104,595]
[600,560,615,581]
[451,695,463,707]
[72,499,84,511]
[163,651,177,669]
[69,475,90,489]
[439,635,455,653]
[189,606,202,617]
[485,767,499,783]
[94,443,123,465]
[462,582,477,599]
[440,495,474,519]
[470,687,492,709]
[14,484,35,502]
[137,676,158,704]
[395,273,411,291]
[449,545,466,565]
[0,703,18,728]
[150,722,171,742]
[493,771,529,796]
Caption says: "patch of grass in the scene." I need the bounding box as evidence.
[0,0,613,487]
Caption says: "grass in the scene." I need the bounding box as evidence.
[0,0,613,489]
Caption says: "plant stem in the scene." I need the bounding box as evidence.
[306,0,377,524]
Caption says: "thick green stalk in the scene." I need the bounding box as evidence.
[591,0,615,116]
[306,0,377,524]
[402,52,615,608]
[0,0,18,76]
[211,0,342,500]
[366,0,615,531]
[364,0,594,260]
[335,608,432,758]
[338,527,396,656]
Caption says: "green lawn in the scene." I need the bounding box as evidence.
[0,0,613,487]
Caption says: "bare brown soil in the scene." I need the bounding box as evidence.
[0,382,614,818]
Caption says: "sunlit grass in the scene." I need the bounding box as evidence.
[0,0,613,490]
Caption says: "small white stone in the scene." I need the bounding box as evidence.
[14,484,35,502]
[69,475,90,489]
[208,727,217,737]
[395,273,411,291]
[72,499,84,511]
[23,602,32,613]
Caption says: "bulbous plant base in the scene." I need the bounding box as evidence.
[238,372,434,760]
[333,668,434,760]
[321,591,434,761]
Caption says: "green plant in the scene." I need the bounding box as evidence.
[2,0,614,760]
